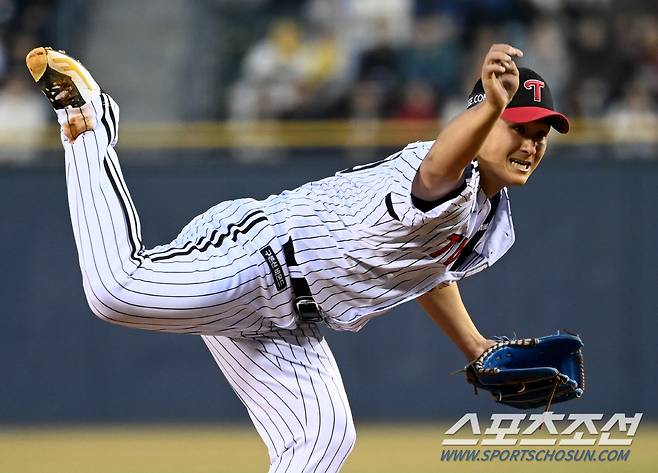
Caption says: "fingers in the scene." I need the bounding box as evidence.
[489,43,523,58]
[487,51,515,69]
[482,61,518,81]
[480,43,523,109]
[483,62,506,77]
[485,44,522,73]
[484,44,523,72]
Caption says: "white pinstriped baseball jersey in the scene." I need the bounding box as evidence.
[261,141,515,331]
[63,94,513,338]
[58,93,512,473]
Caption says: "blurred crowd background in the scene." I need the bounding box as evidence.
[0,0,656,162]
[2,0,657,432]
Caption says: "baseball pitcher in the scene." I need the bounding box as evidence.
[26,43,584,472]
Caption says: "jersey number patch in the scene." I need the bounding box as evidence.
[430,234,469,265]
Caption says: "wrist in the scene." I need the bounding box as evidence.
[463,336,496,363]
[480,98,506,117]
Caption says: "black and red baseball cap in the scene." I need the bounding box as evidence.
[467,67,570,133]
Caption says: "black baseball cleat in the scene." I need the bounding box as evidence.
[26,47,100,110]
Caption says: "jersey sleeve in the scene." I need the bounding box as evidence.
[387,141,479,227]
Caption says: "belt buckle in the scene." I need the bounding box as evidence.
[295,297,323,322]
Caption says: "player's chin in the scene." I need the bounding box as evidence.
[503,162,534,186]
[507,173,532,186]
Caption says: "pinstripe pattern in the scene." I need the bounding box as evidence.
[61,108,511,338]
[59,94,297,337]
[202,325,355,473]
[57,92,516,472]
[59,94,356,472]
[260,142,516,332]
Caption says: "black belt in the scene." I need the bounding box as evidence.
[282,238,323,322]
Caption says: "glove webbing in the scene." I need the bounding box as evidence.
[576,350,586,391]
[472,337,539,374]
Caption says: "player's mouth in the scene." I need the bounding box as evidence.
[508,157,532,172]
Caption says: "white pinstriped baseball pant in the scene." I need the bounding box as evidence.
[58,94,355,472]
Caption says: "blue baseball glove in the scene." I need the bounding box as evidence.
[464,331,585,410]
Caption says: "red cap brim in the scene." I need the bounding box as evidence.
[502,106,570,134]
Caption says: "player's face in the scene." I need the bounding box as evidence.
[477,119,551,192]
